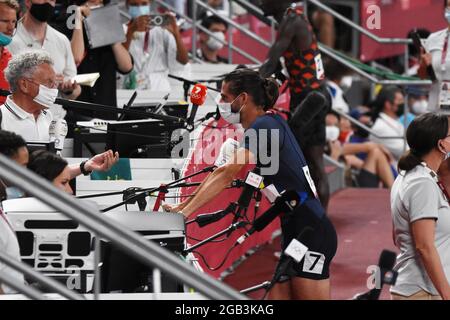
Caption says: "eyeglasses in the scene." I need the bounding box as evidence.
[25,78,58,89]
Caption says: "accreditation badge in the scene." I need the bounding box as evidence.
[439,80,450,112]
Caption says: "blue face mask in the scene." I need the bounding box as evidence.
[0,32,12,46]
[445,8,450,23]
[128,5,150,19]
[5,186,25,200]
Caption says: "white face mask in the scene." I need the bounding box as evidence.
[340,76,353,91]
[206,31,225,51]
[218,95,245,124]
[33,84,59,108]
[325,126,340,142]
[411,100,428,114]
[445,8,450,23]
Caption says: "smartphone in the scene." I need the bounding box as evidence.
[148,14,169,27]
[411,30,437,81]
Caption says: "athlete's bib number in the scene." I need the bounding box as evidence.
[302,165,318,199]
[315,54,325,80]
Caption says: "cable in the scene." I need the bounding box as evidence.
[192,242,239,271]
[186,235,230,243]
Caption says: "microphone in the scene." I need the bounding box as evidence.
[236,190,300,245]
[188,83,208,127]
[352,250,398,300]
[237,168,264,210]
[48,118,68,153]
[194,203,237,227]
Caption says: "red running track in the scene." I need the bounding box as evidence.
[224,188,398,300]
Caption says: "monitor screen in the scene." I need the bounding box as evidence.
[26,141,56,154]
[100,240,184,293]
[105,119,186,158]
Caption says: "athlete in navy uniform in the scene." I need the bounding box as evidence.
[163,69,337,300]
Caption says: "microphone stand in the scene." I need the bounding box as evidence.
[183,220,248,255]
[262,226,315,299]
[168,74,221,101]
[76,182,201,199]
[100,165,216,212]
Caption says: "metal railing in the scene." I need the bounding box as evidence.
[305,0,412,45]
[0,154,247,300]
[0,251,84,300]
[153,0,262,64]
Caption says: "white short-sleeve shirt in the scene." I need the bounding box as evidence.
[0,96,53,142]
[369,112,408,160]
[424,29,450,112]
[0,210,24,294]
[390,164,450,296]
[121,26,187,91]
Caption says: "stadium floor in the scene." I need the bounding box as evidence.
[224,188,397,300]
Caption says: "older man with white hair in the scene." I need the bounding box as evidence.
[0,50,56,142]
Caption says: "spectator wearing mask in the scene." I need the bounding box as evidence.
[398,86,429,128]
[418,0,450,113]
[324,57,351,114]
[326,111,394,188]
[369,86,407,161]
[0,0,19,105]
[8,0,81,119]
[121,0,188,91]
[69,0,133,120]
[1,50,57,142]
[196,15,228,64]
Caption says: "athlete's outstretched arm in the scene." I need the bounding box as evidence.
[259,15,312,78]
[180,148,253,217]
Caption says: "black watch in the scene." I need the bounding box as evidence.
[80,160,92,176]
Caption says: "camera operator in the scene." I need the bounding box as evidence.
[121,0,189,91]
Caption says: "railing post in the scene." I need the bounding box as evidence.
[152,268,162,299]
[191,0,198,59]
[93,234,101,300]
[270,18,276,44]
[228,1,234,63]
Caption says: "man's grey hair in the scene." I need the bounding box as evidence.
[4,50,54,92]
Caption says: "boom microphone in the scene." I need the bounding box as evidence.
[353,250,398,300]
[236,190,300,245]
[188,83,208,126]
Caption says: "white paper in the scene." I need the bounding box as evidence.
[72,73,101,87]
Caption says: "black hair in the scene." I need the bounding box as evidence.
[0,130,27,158]
[407,28,431,56]
[371,85,403,121]
[223,69,279,111]
[200,15,228,31]
[398,113,449,172]
[323,56,352,82]
[27,150,68,182]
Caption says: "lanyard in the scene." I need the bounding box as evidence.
[421,162,450,202]
[143,31,149,53]
[442,30,450,72]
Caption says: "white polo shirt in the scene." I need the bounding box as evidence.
[0,96,53,142]
[0,210,24,294]
[7,20,77,120]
